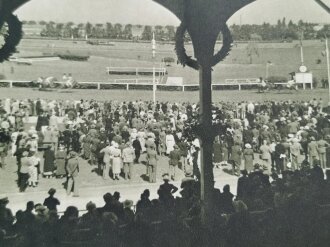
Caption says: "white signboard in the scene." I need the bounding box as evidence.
[295,72,313,84]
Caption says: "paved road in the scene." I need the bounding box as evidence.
[0,153,239,214]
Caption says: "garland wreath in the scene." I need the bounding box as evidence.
[0,14,22,63]
[175,21,233,70]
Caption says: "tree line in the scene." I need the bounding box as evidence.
[22,19,329,41]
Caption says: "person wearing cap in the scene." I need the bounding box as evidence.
[146,144,159,183]
[66,151,80,196]
[43,188,60,211]
[243,143,254,173]
[168,144,181,181]
[0,196,14,232]
[122,142,135,180]
[308,136,319,167]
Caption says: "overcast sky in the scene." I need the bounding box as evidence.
[16,0,330,25]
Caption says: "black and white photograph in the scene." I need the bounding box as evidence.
[0,0,330,246]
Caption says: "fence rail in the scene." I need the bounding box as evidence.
[0,79,313,91]
[106,67,167,76]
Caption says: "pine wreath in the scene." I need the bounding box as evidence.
[0,14,23,63]
[175,21,233,70]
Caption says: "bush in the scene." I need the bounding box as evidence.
[58,54,90,61]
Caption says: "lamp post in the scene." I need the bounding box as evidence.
[152,32,156,103]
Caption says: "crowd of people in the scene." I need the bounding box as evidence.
[1,97,330,192]
[1,97,330,245]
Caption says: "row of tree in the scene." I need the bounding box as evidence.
[22,19,329,41]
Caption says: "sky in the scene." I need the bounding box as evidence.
[15,0,330,25]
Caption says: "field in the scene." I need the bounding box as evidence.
[0,87,328,105]
[0,38,328,84]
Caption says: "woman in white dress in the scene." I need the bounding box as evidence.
[28,150,40,187]
[165,131,175,155]
[111,143,122,180]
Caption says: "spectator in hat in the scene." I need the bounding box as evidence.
[158,173,178,203]
[100,141,113,180]
[220,184,234,214]
[259,140,272,169]
[230,141,242,175]
[18,151,30,192]
[28,149,40,187]
[66,151,80,197]
[317,135,328,169]
[165,130,175,155]
[132,137,142,164]
[122,200,134,225]
[111,143,122,180]
[55,144,67,178]
[0,197,14,232]
[308,136,319,167]
[236,170,250,201]
[290,138,302,170]
[0,128,10,168]
[43,144,56,178]
[168,145,181,181]
[122,142,135,180]
[146,144,159,183]
[43,188,60,211]
[243,143,254,173]
[136,189,152,214]
[79,201,100,229]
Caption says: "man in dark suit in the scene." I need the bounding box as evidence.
[169,145,182,181]
[133,137,142,163]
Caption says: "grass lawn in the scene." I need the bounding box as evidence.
[0,87,327,104]
[0,39,328,84]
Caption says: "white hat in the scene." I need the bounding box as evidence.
[192,139,200,148]
[245,143,252,149]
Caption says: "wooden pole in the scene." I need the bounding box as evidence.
[199,64,215,225]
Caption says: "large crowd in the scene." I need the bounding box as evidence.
[1,97,330,246]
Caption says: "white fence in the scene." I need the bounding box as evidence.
[0,79,314,91]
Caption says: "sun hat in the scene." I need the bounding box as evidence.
[245,143,251,149]
[123,200,134,209]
